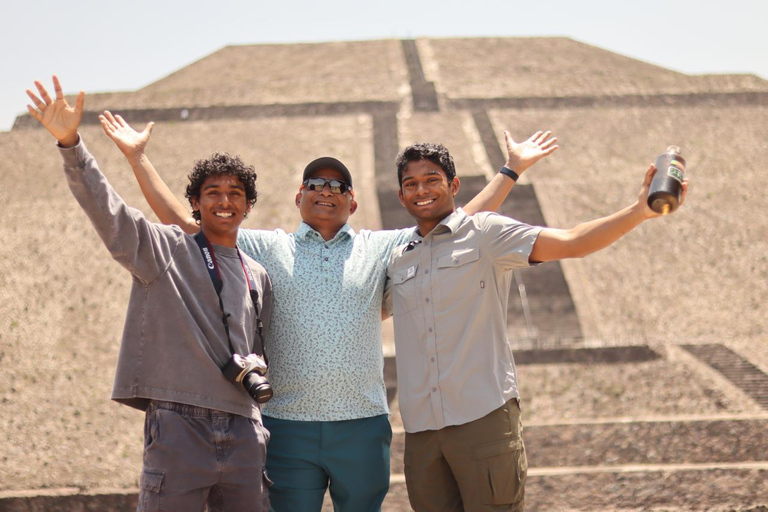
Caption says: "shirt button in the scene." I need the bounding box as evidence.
[431,387,437,393]
[428,327,433,333]
[425,269,429,274]
[324,257,329,261]
[324,245,329,249]
[430,357,435,363]
[425,298,430,303]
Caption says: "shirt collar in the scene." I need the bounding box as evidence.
[419,208,466,239]
[296,222,356,243]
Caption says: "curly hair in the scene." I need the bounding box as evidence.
[395,142,456,187]
[185,153,258,222]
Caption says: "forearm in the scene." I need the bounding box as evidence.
[125,152,198,234]
[62,138,122,240]
[532,202,646,262]
[61,139,171,280]
[462,172,515,215]
[568,202,646,255]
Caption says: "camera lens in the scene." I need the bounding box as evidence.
[242,371,273,404]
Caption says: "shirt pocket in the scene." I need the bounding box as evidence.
[436,248,482,303]
[391,264,420,315]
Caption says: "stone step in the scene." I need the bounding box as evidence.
[377,464,768,511]
[683,344,768,410]
[510,345,661,365]
[5,461,767,512]
[0,489,137,512]
[6,463,765,512]
[388,418,768,473]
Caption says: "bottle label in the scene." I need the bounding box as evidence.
[667,161,684,183]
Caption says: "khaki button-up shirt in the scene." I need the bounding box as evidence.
[384,209,541,433]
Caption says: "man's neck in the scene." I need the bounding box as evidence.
[200,227,238,248]
[416,210,455,238]
[305,221,344,241]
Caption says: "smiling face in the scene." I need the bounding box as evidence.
[296,167,357,239]
[191,173,251,247]
[398,159,460,235]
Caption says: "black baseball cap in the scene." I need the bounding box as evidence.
[302,157,353,189]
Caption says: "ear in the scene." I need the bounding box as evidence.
[346,189,358,215]
[398,188,406,208]
[191,197,200,212]
[450,176,461,197]
[295,189,302,208]
[244,202,252,217]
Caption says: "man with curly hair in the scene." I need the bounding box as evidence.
[26,76,273,511]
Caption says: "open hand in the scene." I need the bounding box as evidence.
[100,111,154,159]
[504,130,558,175]
[26,75,84,147]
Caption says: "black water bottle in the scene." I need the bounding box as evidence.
[648,145,686,215]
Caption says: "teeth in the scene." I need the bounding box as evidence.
[416,199,435,206]
[317,202,334,207]
[215,212,234,218]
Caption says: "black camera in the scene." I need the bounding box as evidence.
[222,354,273,404]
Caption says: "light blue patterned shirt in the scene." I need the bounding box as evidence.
[238,223,414,421]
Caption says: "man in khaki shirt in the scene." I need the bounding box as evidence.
[384,141,688,511]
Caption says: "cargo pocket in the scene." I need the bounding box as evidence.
[473,437,527,506]
[138,469,164,511]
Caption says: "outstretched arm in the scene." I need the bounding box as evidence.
[26,76,180,283]
[530,164,690,262]
[463,130,558,215]
[100,111,199,234]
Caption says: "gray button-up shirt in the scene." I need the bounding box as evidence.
[384,209,541,433]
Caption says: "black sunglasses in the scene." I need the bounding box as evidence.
[303,178,351,194]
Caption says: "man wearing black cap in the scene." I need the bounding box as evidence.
[99,112,557,512]
[295,157,357,241]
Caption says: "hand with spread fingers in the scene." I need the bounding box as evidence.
[26,75,84,148]
[100,111,154,161]
[503,130,559,176]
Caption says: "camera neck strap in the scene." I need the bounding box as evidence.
[193,231,266,362]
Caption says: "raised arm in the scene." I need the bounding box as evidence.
[463,130,558,215]
[529,164,690,262]
[100,111,199,234]
[26,76,181,282]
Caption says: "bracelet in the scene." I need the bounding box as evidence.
[500,166,519,182]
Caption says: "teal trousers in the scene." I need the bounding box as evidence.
[263,414,391,512]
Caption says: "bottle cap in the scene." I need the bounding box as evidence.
[666,145,681,155]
